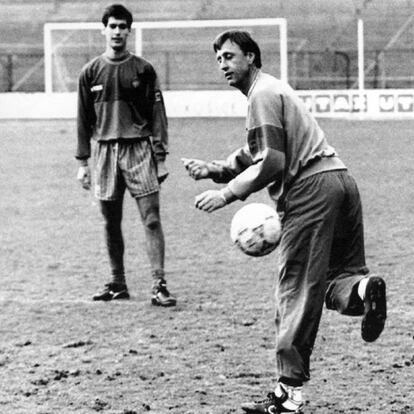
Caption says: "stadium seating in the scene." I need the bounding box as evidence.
[1,0,412,50]
[0,0,413,91]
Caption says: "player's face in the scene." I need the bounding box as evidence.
[103,16,130,52]
[216,39,254,91]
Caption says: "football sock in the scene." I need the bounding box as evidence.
[275,382,303,409]
[358,276,369,300]
[111,272,126,286]
[151,268,165,280]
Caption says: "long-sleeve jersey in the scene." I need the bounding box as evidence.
[211,71,346,206]
[76,52,168,161]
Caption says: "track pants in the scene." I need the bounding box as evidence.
[275,169,369,384]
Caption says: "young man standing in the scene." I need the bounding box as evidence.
[76,4,176,307]
[182,30,386,413]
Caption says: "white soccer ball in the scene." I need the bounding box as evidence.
[230,203,282,257]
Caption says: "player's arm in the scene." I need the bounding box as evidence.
[182,157,238,212]
[210,144,254,182]
[226,131,285,200]
[182,152,248,212]
[148,67,169,183]
[182,158,222,180]
[223,91,286,201]
[193,128,285,213]
[182,144,253,181]
[76,70,95,190]
[182,145,254,212]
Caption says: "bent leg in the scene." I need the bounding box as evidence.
[276,171,345,384]
[325,172,369,316]
[325,173,386,341]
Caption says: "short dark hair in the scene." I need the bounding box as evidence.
[102,4,133,28]
[213,30,262,68]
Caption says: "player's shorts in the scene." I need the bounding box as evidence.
[92,138,159,201]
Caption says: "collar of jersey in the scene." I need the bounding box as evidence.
[247,69,261,99]
[101,51,132,64]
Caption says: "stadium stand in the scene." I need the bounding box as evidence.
[0,0,413,91]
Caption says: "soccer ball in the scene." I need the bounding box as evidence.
[230,203,282,257]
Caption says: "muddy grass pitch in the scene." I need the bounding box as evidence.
[0,118,413,413]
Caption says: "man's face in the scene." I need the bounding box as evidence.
[215,39,253,89]
[103,16,130,51]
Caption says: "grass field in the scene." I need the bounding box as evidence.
[0,117,413,414]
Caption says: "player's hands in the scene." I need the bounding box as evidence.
[157,160,169,184]
[77,165,91,190]
[195,190,226,213]
[182,158,209,180]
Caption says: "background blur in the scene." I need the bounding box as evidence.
[1,0,413,92]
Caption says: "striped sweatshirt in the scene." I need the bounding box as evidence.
[76,52,168,162]
[212,71,346,206]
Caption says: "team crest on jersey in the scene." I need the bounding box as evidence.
[132,79,140,88]
[91,84,103,92]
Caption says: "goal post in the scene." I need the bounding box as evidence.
[132,18,288,82]
[44,22,104,93]
[44,18,287,93]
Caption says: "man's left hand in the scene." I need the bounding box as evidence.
[157,160,169,184]
[195,190,226,213]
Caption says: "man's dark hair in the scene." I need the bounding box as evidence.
[213,30,262,68]
[102,4,133,28]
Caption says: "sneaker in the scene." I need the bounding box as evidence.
[151,278,177,307]
[241,391,304,413]
[361,276,387,342]
[92,283,130,301]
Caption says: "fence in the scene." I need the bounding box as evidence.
[1,48,414,92]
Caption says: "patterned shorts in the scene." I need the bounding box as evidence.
[92,138,159,201]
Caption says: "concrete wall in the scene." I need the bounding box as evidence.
[1,90,414,120]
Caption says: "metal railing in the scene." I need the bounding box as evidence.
[1,48,413,92]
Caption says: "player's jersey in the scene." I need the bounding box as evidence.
[212,71,346,205]
[76,52,168,161]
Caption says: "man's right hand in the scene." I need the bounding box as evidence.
[77,165,91,190]
[181,158,210,180]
